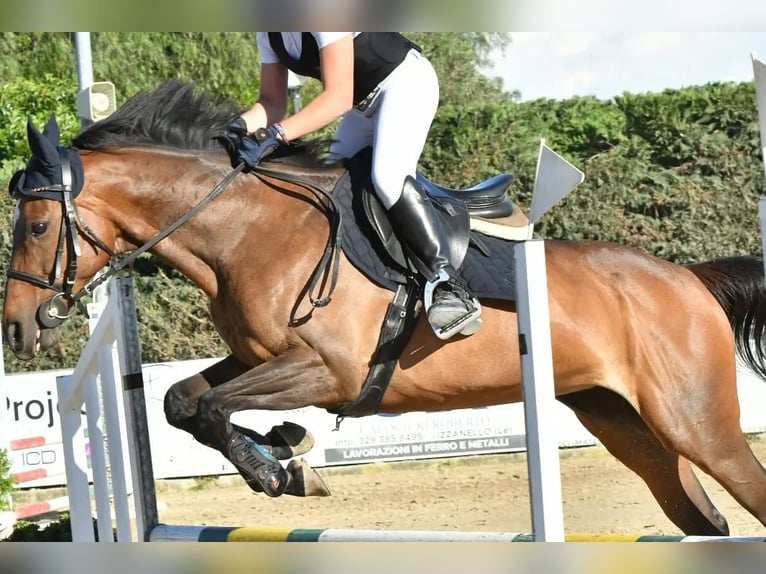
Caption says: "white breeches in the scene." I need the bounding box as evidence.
[328,49,439,209]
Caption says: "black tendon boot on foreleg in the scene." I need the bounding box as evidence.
[387,176,482,339]
[227,429,290,497]
[228,427,330,497]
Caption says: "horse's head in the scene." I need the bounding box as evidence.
[3,115,112,359]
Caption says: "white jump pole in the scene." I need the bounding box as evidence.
[514,139,583,541]
[111,273,158,541]
[58,274,157,541]
[753,54,766,279]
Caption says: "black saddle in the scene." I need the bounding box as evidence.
[416,172,515,219]
[336,148,519,301]
[345,148,516,281]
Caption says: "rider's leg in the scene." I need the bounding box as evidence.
[370,50,481,338]
[387,177,482,338]
[329,50,482,338]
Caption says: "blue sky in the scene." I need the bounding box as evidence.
[490,33,766,101]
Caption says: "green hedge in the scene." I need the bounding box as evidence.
[0,78,764,373]
[421,81,763,262]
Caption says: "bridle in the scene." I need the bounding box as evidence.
[7,145,245,328]
[7,147,117,328]
[7,146,342,329]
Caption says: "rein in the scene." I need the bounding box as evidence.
[9,154,343,328]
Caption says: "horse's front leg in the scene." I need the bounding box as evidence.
[163,354,315,460]
[194,345,343,497]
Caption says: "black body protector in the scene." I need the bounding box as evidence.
[267,32,419,105]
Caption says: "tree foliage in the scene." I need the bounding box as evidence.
[0,449,13,511]
[0,34,763,374]
[421,82,763,263]
[408,32,512,105]
[0,33,262,106]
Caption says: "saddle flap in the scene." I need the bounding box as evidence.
[361,184,471,275]
[361,190,408,270]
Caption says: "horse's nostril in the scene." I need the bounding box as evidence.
[5,321,21,350]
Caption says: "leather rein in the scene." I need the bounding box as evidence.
[7,152,343,329]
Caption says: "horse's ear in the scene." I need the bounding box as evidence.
[41,114,61,146]
[26,116,59,169]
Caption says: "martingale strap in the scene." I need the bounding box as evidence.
[251,163,344,320]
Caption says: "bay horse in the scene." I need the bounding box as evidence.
[4,80,766,536]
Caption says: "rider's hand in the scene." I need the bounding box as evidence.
[220,116,248,155]
[236,126,283,170]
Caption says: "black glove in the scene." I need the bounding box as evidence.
[236,126,282,170]
[221,116,248,155]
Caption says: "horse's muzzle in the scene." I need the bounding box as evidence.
[3,317,59,360]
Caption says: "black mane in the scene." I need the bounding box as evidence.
[73,79,241,153]
[72,79,333,168]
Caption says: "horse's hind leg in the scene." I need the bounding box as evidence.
[633,363,766,532]
[163,354,314,459]
[560,388,729,535]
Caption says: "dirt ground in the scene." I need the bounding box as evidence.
[148,438,766,536]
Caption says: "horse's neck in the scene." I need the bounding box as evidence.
[100,150,338,301]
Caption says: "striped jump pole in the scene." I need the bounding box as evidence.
[148,525,766,543]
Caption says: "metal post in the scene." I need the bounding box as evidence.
[289,89,301,114]
[754,55,766,184]
[74,32,94,91]
[112,274,158,541]
[753,55,766,280]
[74,33,94,128]
[287,70,303,114]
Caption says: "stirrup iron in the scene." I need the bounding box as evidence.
[423,269,482,340]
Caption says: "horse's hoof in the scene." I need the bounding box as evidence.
[266,422,315,459]
[284,459,331,497]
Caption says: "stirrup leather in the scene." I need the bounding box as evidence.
[423,269,482,340]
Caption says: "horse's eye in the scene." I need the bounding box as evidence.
[30,222,48,237]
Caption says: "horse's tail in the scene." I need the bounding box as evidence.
[686,256,766,380]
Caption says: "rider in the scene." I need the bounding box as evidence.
[225,32,482,340]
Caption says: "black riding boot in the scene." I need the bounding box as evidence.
[387,176,482,339]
